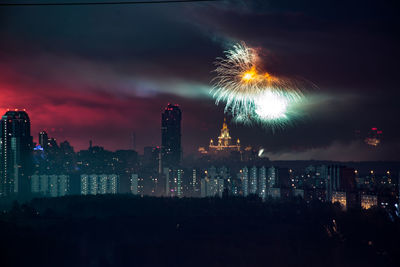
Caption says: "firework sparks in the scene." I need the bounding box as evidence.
[211,42,308,128]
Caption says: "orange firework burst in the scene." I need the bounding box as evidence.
[211,42,310,127]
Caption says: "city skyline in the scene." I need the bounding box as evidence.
[0,107,397,163]
[1,1,399,161]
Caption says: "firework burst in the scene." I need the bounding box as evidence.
[211,42,308,128]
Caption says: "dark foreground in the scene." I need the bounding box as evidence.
[1,195,399,267]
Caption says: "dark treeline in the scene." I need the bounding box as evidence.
[1,196,399,267]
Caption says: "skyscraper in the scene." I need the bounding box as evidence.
[0,110,33,196]
[267,166,276,188]
[241,166,249,197]
[249,166,257,194]
[259,166,267,200]
[161,104,181,168]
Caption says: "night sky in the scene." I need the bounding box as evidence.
[1,0,399,160]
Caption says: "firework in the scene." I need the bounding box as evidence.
[211,42,307,128]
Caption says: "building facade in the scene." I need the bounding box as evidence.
[0,110,33,196]
[31,174,69,197]
[200,177,224,198]
[207,118,241,156]
[80,174,119,195]
[161,104,182,168]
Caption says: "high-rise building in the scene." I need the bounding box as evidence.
[30,174,69,197]
[161,104,181,168]
[249,166,258,194]
[259,166,267,200]
[190,168,200,196]
[168,168,183,197]
[80,174,119,195]
[267,166,276,188]
[131,173,143,195]
[0,110,33,196]
[240,166,249,197]
[200,177,224,198]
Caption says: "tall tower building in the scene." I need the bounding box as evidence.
[267,166,276,188]
[161,104,182,168]
[241,166,249,197]
[249,166,258,194]
[259,166,267,200]
[208,118,241,155]
[0,110,33,196]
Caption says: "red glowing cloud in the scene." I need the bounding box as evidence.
[0,58,167,152]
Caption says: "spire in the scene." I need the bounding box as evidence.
[207,117,241,152]
[222,117,228,129]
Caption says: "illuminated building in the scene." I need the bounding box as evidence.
[190,168,200,196]
[228,178,240,196]
[267,166,276,188]
[0,110,33,196]
[258,166,267,200]
[49,175,58,197]
[131,174,139,195]
[332,191,347,209]
[198,166,230,198]
[208,118,241,156]
[131,173,143,196]
[80,174,119,195]
[207,166,217,179]
[200,177,224,198]
[94,174,118,194]
[218,165,229,180]
[165,168,183,197]
[326,165,356,203]
[240,167,249,197]
[161,104,182,168]
[31,174,69,197]
[249,166,257,194]
[361,194,377,209]
[200,178,207,197]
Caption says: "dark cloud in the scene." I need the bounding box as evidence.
[0,0,399,159]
